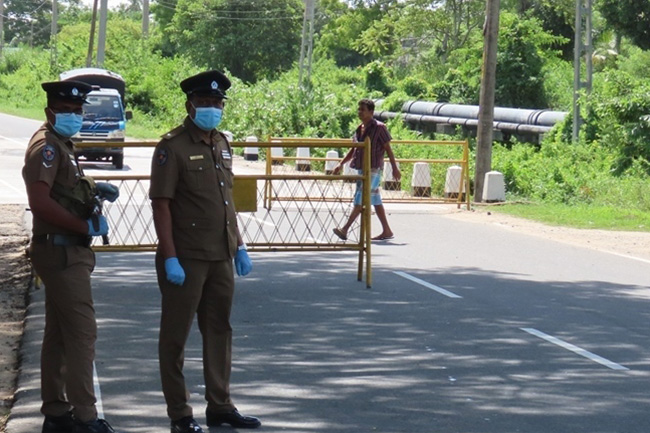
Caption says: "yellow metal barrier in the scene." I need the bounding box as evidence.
[84,138,374,287]
[385,139,470,209]
[265,138,471,210]
[77,137,471,286]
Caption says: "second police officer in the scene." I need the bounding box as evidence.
[23,80,120,433]
[149,70,260,433]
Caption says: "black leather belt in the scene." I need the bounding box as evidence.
[33,234,91,248]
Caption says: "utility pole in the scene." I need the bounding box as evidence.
[572,0,593,143]
[86,0,99,67]
[0,0,4,58]
[97,0,108,67]
[474,0,501,203]
[142,0,150,38]
[50,0,58,67]
[298,0,315,89]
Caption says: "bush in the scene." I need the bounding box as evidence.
[364,60,392,95]
[381,90,409,112]
[399,76,434,99]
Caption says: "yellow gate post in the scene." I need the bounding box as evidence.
[357,137,372,288]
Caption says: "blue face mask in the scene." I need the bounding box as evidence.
[52,112,84,137]
[191,105,223,131]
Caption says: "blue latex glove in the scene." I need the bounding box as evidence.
[164,257,185,286]
[235,249,252,276]
[96,182,119,202]
[86,215,109,236]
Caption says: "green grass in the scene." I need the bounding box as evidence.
[0,104,160,140]
[0,105,44,121]
[490,202,650,232]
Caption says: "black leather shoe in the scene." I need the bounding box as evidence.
[72,418,116,433]
[171,416,203,433]
[42,411,75,433]
[206,409,261,429]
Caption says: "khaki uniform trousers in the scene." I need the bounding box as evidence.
[155,254,237,421]
[29,242,98,422]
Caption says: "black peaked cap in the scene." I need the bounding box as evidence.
[180,70,231,99]
[42,80,92,103]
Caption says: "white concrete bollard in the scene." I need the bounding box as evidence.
[296,147,311,172]
[325,150,339,175]
[222,130,234,143]
[383,161,401,191]
[444,165,466,199]
[482,170,506,202]
[243,136,259,161]
[411,162,431,197]
[271,147,283,165]
[342,161,356,183]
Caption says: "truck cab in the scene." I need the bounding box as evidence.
[60,68,132,169]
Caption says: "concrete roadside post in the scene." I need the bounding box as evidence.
[383,161,400,191]
[325,150,338,175]
[412,162,431,197]
[244,135,259,161]
[482,170,506,202]
[296,147,311,172]
[444,165,465,199]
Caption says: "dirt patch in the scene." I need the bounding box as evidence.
[0,205,31,432]
[445,207,650,262]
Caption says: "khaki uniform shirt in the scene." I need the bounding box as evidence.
[22,123,84,236]
[150,117,238,261]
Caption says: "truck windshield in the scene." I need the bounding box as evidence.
[84,95,123,121]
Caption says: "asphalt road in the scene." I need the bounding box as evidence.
[3,113,650,433]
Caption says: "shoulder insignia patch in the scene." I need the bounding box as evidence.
[162,124,186,140]
[156,148,168,166]
[42,144,56,162]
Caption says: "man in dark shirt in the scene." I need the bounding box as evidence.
[333,98,401,241]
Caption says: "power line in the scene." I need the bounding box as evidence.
[1,0,50,20]
[153,1,300,20]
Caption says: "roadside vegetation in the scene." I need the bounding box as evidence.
[1,0,649,231]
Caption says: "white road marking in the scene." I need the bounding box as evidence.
[393,271,462,298]
[0,179,25,196]
[240,213,276,227]
[0,134,29,146]
[93,362,105,418]
[521,327,629,371]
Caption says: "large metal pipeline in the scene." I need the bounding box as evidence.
[375,100,568,136]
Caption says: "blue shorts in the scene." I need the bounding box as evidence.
[354,170,382,206]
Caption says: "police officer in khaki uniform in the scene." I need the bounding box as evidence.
[150,70,260,433]
[23,80,120,433]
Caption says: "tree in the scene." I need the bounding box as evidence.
[168,0,303,83]
[3,0,53,47]
[524,0,574,60]
[316,0,400,67]
[396,0,485,63]
[599,0,650,50]
[150,0,177,55]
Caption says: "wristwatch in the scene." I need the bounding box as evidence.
[237,243,247,251]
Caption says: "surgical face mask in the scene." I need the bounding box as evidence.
[191,105,223,131]
[51,111,84,137]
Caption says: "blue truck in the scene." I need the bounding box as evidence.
[60,68,132,169]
